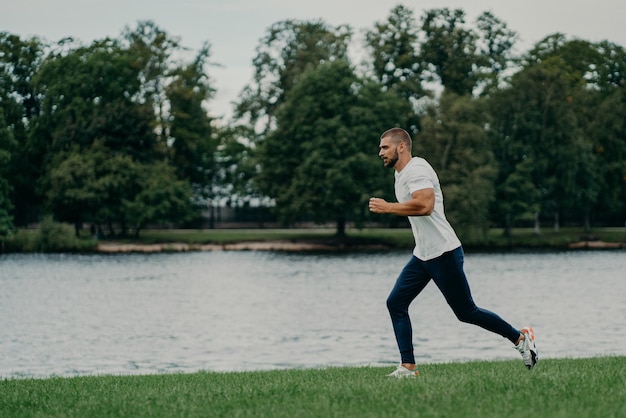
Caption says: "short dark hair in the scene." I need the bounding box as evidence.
[380,127,412,151]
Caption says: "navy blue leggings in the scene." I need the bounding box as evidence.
[386,247,521,364]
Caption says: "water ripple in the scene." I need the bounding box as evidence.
[0,250,624,378]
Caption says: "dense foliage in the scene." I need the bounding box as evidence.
[1,5,624,240]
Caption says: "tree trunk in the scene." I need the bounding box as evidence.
[107,221,115,237]
[208,204,215,229]
[553,209,560,232]
[504,213,513,238]
[336,218,346,238]
[533,211,541,236]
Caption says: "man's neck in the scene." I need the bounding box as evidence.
[394,156,412,173]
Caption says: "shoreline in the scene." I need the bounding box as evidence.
[95,240,625,253]
[567,240,625,249]
[96,240,391,253]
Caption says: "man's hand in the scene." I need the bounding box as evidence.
[369,189,435,216]
[369,197,389,214]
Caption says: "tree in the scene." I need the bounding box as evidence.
[364,4,425,114]
[235,19,352,134]
[0,110,15,239]
[488,37,601,232]
[31,38,161,234]
[0,32,45,225]
[166,42,217,199]
[495,158,541,238]
[419,8,481,95]
[213,125,259,202]
[415,92,497,240]
[44,142,193,238]
[474,11,518,95]
[418,8,517,97]
[31,37,156,158]
[586,79,626,226]
[257,60,410,236]
[514,35,626,230]
[30,26,201,236]
[593,41,626,93]
[123,21,180,146]
[565,40,626,227]
[45,148,99,236]
[122,161,193,237]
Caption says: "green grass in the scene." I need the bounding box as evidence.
[135,226,625,250]
[136,228,343,245]
[3,226,624,253]
[1,357,624,417]
[477,227,626,247]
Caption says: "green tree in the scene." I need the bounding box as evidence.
[593,41,626,93]
[495,158,541,238]
[213,125,259,202]
[490,62,558,231]
[30,25,201,236]
[474,11,518,95]
[587,79,626,226]
[31,37,156,159]
[419,8,481,95]
[415,92,497,240]
[0,32,45,225]
[166,42,217,199]
[45,143,193,238]
[257,60,410,236]
[567,40,626,227]
[90,150,140,237]
[492,34,623,230]
[364,4,425,114]
[232,18,357,224]
[123,21,180,146]
[122,161,193,237]
[235,19,352,134]
[32,38,162,234]
[419,8,517,97]
[0,110,15,239]
[45,148,98,236]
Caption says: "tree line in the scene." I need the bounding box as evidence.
[1,5,624,240]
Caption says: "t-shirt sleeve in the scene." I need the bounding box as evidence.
[406,165,434,194]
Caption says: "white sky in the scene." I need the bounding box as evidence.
[2,1,625,120]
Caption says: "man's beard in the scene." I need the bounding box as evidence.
[384,151,399,168]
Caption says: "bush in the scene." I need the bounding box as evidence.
[1,229,35,252]
[1,217,96,253]
[36,217,96,252]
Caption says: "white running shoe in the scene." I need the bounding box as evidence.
[515,326,538,369]
[387,365,420,378]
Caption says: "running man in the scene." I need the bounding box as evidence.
[369,127,538,378]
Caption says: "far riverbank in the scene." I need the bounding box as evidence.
[95,239,626,253]
[2,226,625,254]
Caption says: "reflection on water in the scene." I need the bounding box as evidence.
[0,250,624,378]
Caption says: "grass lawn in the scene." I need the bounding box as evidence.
[134,226,626,249]
[1,357,624,417]
[3,226,625,253]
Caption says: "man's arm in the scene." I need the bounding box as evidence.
[369,188,435,216]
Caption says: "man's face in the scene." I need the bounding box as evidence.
[378,137,399,168]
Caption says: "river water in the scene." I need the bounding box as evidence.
[0,249,624,378]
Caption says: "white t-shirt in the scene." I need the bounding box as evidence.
[394,157,461,260]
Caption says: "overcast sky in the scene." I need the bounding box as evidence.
[3,0,624,119]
